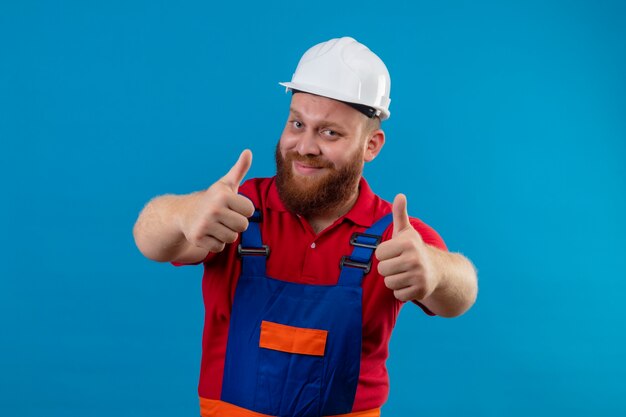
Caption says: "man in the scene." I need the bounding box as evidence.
[133,37,477,417]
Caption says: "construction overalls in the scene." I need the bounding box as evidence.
[200,209,393,417]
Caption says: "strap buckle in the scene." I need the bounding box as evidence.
[237,244,270,256]
[349,232,381,250]
[340,255,372,274]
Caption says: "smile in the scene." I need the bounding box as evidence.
[293,161,325,176]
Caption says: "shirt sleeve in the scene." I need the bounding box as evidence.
[408,217,448,315]
[410,217,448,251]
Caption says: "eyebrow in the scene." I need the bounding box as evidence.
[289,108,347,131]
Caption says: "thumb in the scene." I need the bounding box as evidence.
[221,149,252,191]
[392,194,411,236]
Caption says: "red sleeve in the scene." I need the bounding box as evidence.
[409,217,447,315]
[410,217,448,252]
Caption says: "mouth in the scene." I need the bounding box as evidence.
[293,161,326,176]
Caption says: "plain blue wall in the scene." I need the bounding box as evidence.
[1,1,625,416]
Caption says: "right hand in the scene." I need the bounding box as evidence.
[179,149,255,253]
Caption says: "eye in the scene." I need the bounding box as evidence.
[321,129,339,138]
[291,120,303,129]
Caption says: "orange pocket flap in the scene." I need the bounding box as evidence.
[259,320,328,356]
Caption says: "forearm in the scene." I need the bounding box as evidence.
[133,193,197,262]
[420,246,478,318]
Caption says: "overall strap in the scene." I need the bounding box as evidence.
[239,209,269,276]
[337,213,394,287]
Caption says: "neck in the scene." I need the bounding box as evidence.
[305,186,360,234]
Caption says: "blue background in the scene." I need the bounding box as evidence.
[1,1,625,416]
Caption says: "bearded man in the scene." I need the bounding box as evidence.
[133,37,477,417]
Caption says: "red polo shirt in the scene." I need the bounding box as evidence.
[174,176,447,411]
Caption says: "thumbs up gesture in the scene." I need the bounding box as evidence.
[375,194,438,302]
[179,150,256,253]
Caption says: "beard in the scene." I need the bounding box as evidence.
[275,143,363,218]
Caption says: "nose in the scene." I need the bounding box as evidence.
[295,131,321,156]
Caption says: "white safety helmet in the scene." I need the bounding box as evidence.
[279,37,391,120]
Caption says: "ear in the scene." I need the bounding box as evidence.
[363,129,385,162]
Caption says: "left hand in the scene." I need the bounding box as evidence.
[375,194,439,302]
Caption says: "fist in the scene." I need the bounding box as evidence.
[180,150,255,253]
[375,194,437,302]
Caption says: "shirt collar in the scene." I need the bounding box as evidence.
[267,176,378,228]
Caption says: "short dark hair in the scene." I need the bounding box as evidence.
[363,115,381,134]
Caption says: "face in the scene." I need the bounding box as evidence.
[275,92,384,217]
